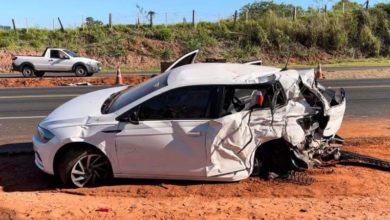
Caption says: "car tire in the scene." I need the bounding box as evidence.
[58,148,113,188]
[34,71,45,77]
[74,65,88,77]
[86,72,94,77]
[21,65,35,77]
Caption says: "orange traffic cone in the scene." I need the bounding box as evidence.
[116,67,123,85]
[315,63,324,80]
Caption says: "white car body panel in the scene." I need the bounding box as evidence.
[33,62,346,182]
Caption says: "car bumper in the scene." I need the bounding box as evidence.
[86,63,102,73]
[33,134,61,175]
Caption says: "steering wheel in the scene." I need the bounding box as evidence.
[232,96,245,112]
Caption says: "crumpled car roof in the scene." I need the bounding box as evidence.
[167,63,281,86]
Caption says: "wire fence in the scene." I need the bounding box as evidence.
[0,10,236,30]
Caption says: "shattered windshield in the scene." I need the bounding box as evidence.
[106,73,169,113]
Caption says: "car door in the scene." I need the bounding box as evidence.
[163,50,198,72]
[48,50,69,71]
[115,86,218,178]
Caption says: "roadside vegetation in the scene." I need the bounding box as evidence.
[0,0,389,70]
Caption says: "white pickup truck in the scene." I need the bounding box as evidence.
[12,48,102,77]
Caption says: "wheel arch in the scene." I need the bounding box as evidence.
[250,138,308,177]
[53,142,112,176]
[20,62,36,71]
[72,62,88,72]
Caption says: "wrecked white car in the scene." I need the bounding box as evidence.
[33,51,346,187]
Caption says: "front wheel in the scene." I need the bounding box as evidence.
[74,66,88,77]
[21,66,35,77]
[58,148,112,188]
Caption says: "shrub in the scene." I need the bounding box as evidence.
[359,25,381,56]
[153,27,174,41]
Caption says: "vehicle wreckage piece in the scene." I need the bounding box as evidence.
[339,150,390,170]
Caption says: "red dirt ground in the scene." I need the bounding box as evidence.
[0,118,389,219]
[0,75,150,88]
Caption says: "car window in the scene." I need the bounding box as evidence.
[221,83,286,116]
[59,51,68,59]
[108,73,169,113]
[64,50,80,57]
[138,86,214,120]
[50,50,60,58]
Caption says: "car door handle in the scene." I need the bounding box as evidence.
[48,59,53,61]
[186,131,202,137]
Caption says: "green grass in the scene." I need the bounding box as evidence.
[101,58,390,73]
[276,58,390,69]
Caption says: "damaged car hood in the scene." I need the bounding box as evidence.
[40,86,126,128]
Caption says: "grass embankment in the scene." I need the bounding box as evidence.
[0,1,389,72]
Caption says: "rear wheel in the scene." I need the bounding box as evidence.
[58,148,112,188]
[86,72,94,77]
[252,139,306,178]
[34,71,45,77]
[21,66,35,77]
[74,65,88,77]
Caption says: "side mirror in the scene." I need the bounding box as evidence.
[129,111,139,125]
[117,109,139,125]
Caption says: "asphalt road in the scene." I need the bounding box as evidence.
[0,65,389,78]
[0,78,389,145]
[0,71,155,78]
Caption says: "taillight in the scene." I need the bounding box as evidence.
[256,91,264,107]
[12,56,17,61]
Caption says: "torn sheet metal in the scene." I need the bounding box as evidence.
[205,69,346,179]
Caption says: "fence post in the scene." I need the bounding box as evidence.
[245,10,249,23]
[192,10,196,27]
[233,10,238,27]
[12,19,16,31]
[58,17,64,31]
[136,13,140,27]
[109,13,112,29]
[365,0,369,10]
[293,7,297,21]
[25,18,28,32]
[342,1,345,13]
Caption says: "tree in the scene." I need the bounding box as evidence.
[239,1,304,20]
[333,0,362,12]
[85,17,103,27]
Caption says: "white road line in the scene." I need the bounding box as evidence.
[328,85,390,89]
[0,116,46,120]
[0,94,80,99]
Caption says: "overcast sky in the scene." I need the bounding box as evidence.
[0,0,386,28]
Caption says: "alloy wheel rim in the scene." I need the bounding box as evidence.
[76,68,85,75]
[23,69,32,76]
[70,154,110,187]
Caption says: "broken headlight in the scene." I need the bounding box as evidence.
[37,126,55,143]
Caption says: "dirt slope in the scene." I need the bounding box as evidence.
[0,119,389,219]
